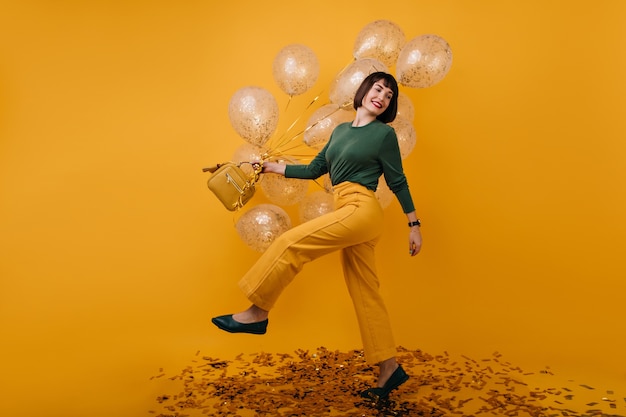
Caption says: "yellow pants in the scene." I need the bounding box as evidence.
[238,182,397,364]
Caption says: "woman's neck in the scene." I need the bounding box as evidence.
[351,108,377,127]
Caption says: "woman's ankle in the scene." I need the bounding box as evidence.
[233,305,268,323]
[377,358,399,387]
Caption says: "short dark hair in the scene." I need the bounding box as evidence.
[353,72,399,123]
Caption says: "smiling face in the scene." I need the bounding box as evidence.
[352,72,399,123]
[362,80,394,116]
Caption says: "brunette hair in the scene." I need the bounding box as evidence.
[353,71,399,123]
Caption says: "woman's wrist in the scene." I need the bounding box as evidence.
[408,219,421,228]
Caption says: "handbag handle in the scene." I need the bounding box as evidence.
[202,161,263,178]
[202,164,221,173]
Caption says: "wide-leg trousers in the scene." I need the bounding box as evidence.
[238,181,397,364]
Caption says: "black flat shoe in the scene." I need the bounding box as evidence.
[360,365,409,402]
[211,314,268,335]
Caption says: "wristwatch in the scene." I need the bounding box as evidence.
[408,220,421,227]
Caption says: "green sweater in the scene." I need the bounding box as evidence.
[285,120,415,213]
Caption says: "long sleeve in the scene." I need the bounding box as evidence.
[284,142,330,180]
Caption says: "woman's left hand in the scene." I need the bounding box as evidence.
[408,227,422,257]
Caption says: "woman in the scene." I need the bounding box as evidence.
[212,72,422,402]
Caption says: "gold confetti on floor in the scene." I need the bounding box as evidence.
[149,347,625,417]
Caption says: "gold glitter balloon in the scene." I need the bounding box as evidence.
[329,58,388,108]
[396,34,453,88]
[235,204,292,252]
[259,172,309,206]
[353,20,406,67]
[390,116,416,159]
[396,91,415,122]
[298,190,334,223]
[228,86,279,147]
[303,104,354,150]
[272,44,320,96]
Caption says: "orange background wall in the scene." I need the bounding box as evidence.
[1,1,625,416]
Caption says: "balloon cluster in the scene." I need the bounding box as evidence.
[225,20,452,252]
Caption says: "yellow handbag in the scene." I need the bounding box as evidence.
[203,162,262,211]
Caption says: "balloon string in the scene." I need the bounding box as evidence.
[272,92,322,148]
[334,58,356,80]
[263,140,313,160]
[263,91,324,159]
[284,95,292,113]
[299,104,343,138]
[265,144,314,162]
[267,88,355,159]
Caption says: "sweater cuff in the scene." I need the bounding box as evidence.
[395,188,415,213]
